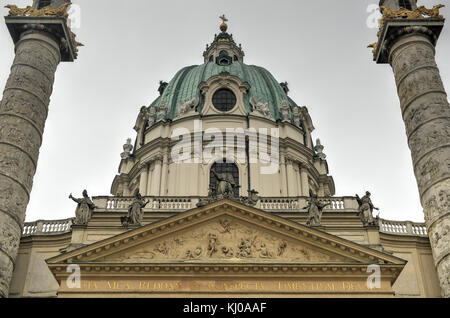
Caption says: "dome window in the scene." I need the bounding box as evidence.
[212,88,236,112]
[216,50,232,66]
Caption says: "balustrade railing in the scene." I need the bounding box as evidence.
[21,197,428,239]
[22,218,74,236]
[379,219,427,236]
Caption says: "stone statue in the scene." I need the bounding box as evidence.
[280,82,289,94]
[250,97,271,118]
[178,95,200,115]
[158,81,168,96]
[122,193,149,226]
[303,191,330,226]
[120,138,133,159]
[211,169,239,197]
[291,106,302,127]
[69,190,96,225]
[356,191,379,226]
[280,100,290,121]
[157,101,168,121]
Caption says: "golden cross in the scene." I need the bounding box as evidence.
[219,14,228,23]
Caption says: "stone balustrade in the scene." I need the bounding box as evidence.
[93,196,197,211]
[379,219,428,237]
[21,197,428,239]
[22,218,74,236]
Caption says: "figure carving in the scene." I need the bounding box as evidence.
[278,241,287,256]
[178,95,200,115]
[250,97,271,118]
[280,100,290,121]
[303,191,330,226]
[69,190,96,225]
[157,101,168,121]
[280,82,289,94]
[257,243,273,258]
[238,238,253,258]
[211,168,239,198]
[207,233,218,257]
[291,106,302,127]
[185,246,203,259]
[121,193,149,226]
[356,191,379,226]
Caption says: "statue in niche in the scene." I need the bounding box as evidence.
[211,168,239,198]
[121,193,149,226]
[303,191,330,227]
[356,191,379,226]
[69,190,96,225]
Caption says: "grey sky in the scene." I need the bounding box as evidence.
[0,0,448,223]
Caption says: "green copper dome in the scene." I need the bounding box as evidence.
[150,61,295,120]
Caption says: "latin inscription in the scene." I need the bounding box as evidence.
[73,279,382,293]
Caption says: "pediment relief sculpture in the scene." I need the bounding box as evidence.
[100,216,349,263]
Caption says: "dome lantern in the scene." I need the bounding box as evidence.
[203,15,245,64]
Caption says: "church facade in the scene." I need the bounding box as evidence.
[1,0,448,298]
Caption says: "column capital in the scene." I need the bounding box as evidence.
[372,19,444,64]
[5,7,82,61]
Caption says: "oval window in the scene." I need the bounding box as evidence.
[212,89,236,112]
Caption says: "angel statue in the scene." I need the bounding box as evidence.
[69,190,96,225]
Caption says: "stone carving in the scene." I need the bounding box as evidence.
[303,191,330,227]
[5,3,71,18]
[368,5,445,54]
[134,106,157,146]
[0,16,74,296]
[207,233,218,257]
[211,168,239,198]
[103,216,346,263]
[69,190,96,225]
[249,97,271,118]
[178,95,200,115]
[121,193,149,226]
[314,139,326,160]
[5,3,84,53]
[120,138,133,159]
[157,101,168,121]
[280,100,290,121]
[356,192,379,227]
[291,106,302,127]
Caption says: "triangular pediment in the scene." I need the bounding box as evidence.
[47,200,405,266]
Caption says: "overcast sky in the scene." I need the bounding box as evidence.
[0,0,449,223]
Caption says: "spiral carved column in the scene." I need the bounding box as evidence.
[375,22,450,297]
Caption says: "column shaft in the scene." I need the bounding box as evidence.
[0,31,61,297]
[139,166,148,196]
[390,33,450,297]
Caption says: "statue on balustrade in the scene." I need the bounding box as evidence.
[69,190,96,225]
[121,193,149,226]
[356,191,379,226]
[304,191,330,227]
